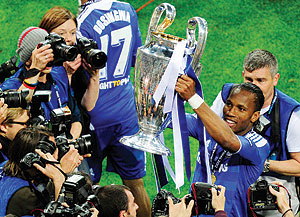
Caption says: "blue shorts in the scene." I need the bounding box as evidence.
[87,118,146,183]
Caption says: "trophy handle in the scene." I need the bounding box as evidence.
[186,17,208,76]
[145,3,176,44]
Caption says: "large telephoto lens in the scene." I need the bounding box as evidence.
[85,49,107,69]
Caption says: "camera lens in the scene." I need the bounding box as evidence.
[74,134,92,155]
[57,44,79,61]
[86,49,107,69]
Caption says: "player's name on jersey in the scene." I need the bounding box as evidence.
[99,77,130,90]
[94,10,130,35]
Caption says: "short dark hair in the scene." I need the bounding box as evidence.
[230,82,264,112]
[243,49,278,77]
[94,184,131,217]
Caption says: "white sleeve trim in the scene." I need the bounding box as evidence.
[286,108,300,152]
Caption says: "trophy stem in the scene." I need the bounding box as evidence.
[120,130,171,156]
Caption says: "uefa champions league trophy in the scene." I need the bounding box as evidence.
[120,3,208,155]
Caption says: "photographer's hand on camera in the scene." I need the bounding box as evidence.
[212,185,226,213]
[269,182,294,217]
[168,195,194,217]
[34,149,66,200]
[30,44,54,72]
[63,54,82,79]
[59,145,83,173]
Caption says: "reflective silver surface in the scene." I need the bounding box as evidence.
[120,3,208,156]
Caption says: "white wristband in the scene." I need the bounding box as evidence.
[188,93,204,110]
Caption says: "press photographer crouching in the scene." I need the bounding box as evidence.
[151,183,227,217]
[0,127,83,216]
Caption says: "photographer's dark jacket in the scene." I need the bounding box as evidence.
[0,65,81,123]
[0,172,44,216]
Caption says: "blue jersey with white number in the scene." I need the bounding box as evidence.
[77,0,142,128]
[187,114,270,217]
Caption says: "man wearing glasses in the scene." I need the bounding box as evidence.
[0,107,30,167]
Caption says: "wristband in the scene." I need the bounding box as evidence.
[24,79,38,87]
[24,68,40,79]
[188,93,204,110]
[282,208,292,217]
[23,80,37,90]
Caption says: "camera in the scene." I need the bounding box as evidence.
[0,55,19,83]
[50,107,72,137]
[41,194,98,217]
[249,180,279,210]
[20,152,46,169]
[63,174,91,206]
[55,134,92,160]
[151,182,216,217]
[39,174,99,217]
[77,36,107,69]
[19,152,50,185]
[29,90,51,127]
[0,88,29,108]
[38,33,78,67]
[36,134,56,155]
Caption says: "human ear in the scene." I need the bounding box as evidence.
[250,111,260,123]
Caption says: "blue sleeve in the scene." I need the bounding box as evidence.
[167,113,202,139]
[236,135,269,166]
[0,78,22,91]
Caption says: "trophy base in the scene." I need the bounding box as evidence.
[120,130,171,156]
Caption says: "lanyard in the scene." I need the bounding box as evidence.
[267,89,278,115]
[210,143,228,173]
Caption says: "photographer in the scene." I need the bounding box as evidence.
[0,127,83,216]
[0,108,29,167]
[0,26,82,140]
[39,6,100,134]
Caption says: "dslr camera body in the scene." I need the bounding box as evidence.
[38,33,78,67]
[55,134,92,160]
[0,55,19,83]
[249,180,279,210]
[77,36,107,69]
[40,174,99,217]
[151,182,217,217]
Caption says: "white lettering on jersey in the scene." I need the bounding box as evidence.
[93,10,130,35]
[99,76,130,90]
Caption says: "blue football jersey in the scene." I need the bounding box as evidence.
[77,0,142,128]
[187,114,270,217]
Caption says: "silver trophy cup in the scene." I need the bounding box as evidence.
[120,3,208,155]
